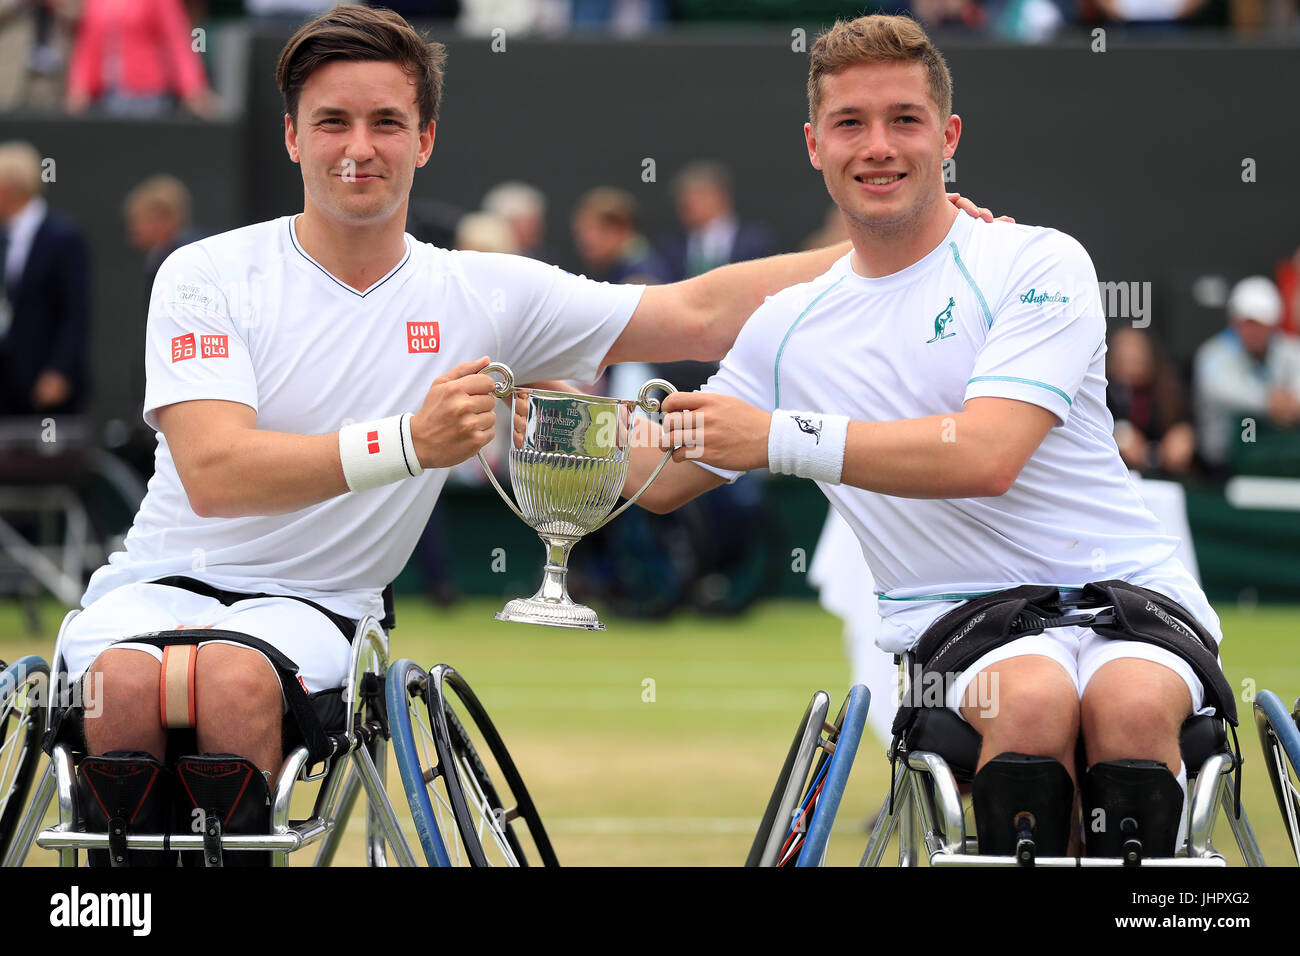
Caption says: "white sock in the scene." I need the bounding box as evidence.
[1175,761,1188,851]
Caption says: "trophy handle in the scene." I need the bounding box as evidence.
[591,378,677,531]
[475,362,527,522]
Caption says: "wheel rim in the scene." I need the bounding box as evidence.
[0,658,48,853]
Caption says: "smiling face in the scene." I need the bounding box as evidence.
[804,61,959,236]
[284,59,435,228]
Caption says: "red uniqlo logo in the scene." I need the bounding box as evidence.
[367,430,380,455]
[201,334,229,358]
[407,322,440,353]
[171,333,196,362]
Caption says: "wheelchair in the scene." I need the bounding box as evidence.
[1254,690,1300,865]
[859,644,1268,867]
[0,655,49,865]
[748,685,870,867]
[6,603,420,867]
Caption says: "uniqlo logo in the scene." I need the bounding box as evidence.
[407,322,440,353]
[367,430,380,455]
[201,334,229,358]
[171,333,196,362]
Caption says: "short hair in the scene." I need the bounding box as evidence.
[807,15,953,126]
[672,160,732,199]
[482,181,546,222]
[0,141,44,197]
[276,4,447,129]
[573,187,639,231]
[124,174,192,225]
[455,212,520,254]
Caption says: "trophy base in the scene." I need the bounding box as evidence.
[494,596,606,630]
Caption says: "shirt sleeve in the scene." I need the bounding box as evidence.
[964,230,1106,426]
[142,244,258,430]
[691,294,785,482]
[459,252,644,385]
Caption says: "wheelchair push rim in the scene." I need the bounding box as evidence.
[0,657,49,858]
[1253,689,1300,865]
[387,659,558,867]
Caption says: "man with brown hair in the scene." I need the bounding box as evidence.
[56,4,998,853]
[627,14,1230,859]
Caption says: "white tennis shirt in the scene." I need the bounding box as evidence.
[700,213,1219,653]
[82,216,643,622]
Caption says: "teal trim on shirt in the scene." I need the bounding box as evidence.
[949,242,993,329]
[967,375,1073,407]
[773,277,845,407]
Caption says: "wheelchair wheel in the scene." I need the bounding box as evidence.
[797,684,869,867]
[387,659,558,867]
[1254,689,1300,864]
[0,657,49,859]
[746,689,831,866]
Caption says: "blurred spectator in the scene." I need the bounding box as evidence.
[481,180,551,261]
[0,1,78,112]
[1091,0,1216,26]
[909,0,990,31]
[658,160,775,282]
[65,0,216,119]
[571,186,671,284]
[1106,326,1196,476]
[368,1,461,18]
[0,140,89,415]
[1194,276,1300,472]
[657,160,775,392]
[246,0,332,15]
[454,210,519,256]
[124,174,201,302]
[570,0,668,33]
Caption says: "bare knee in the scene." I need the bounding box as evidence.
[194,645,281,725]
[83,649,165,757]
[966,657,1079,766]
[1082,659,1191,766]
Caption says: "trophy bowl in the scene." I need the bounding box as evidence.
[476,362,675,629]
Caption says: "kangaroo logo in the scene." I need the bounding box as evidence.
[927,297,957,343]
[791,414,822,444]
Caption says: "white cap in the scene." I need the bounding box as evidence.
[1227,276,1282,326]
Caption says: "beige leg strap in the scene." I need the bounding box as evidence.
[160,644,198,729]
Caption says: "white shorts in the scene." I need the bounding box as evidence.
[946,625,1212,721]
[61,581,353,696]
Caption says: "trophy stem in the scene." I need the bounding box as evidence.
[493,533,605,629]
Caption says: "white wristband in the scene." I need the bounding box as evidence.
[767,409,849,484]
[339,414,423,493]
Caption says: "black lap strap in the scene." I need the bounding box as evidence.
[912,584,1062,678]
[125,629,341,765]
[149,576,359,641]
[1081,579,1237,726]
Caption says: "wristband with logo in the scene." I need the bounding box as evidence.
[339,414,423,493]
[767,409,849,484]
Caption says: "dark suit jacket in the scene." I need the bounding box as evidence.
[1,210,90,415]
[656,219,777,283]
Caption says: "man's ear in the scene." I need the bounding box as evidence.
[804,121,823,171]
[284,113,300,164]
[943,113,961,160]
[416,119,436,168]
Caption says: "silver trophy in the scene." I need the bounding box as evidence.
[476,362,676,629]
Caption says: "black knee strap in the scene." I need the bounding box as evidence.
[972,752,1074,862]
[1083,759,1183,864]
[76,751,174,867]
[173,754,272,867]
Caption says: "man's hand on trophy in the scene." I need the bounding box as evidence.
[658,392,770,471]
[411,356,499,468]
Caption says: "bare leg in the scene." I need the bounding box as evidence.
[83,648,167,761]
[194,644,284,780]
[1081,657,1191,770]
[961,654,1080,781]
